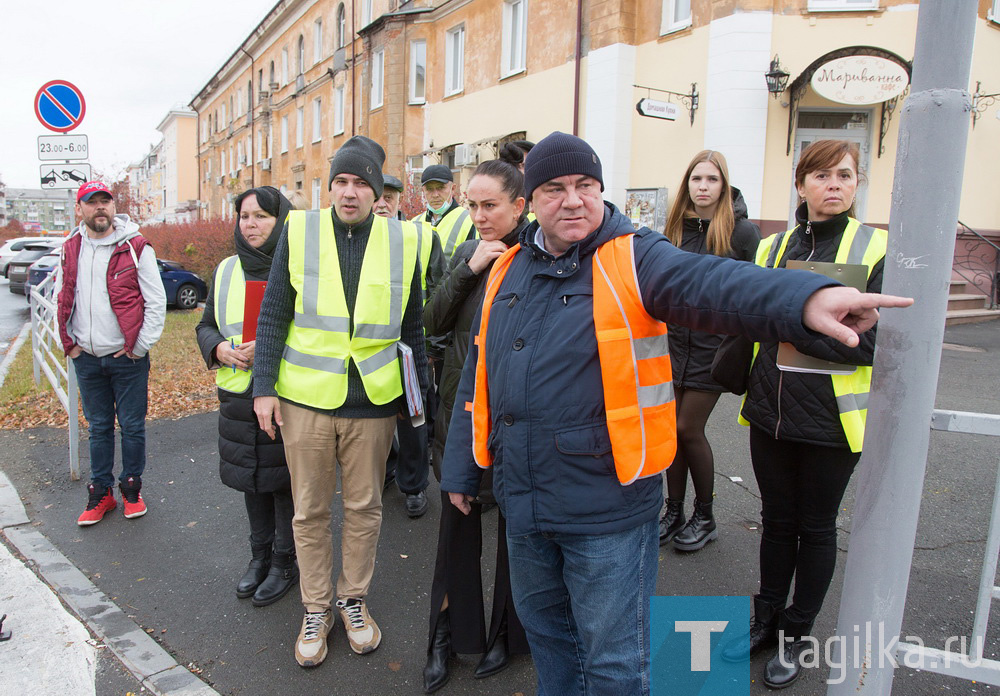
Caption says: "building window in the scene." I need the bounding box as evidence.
[660,0,691,35]
[807,0,879,10]
[336,4,347,48]
[502,0,527,77]
[296,107,304,148]
[991,0,1000,22]
[410,40,426,104]
[297,35,305,75]
[281,115,288,153]
[371,49,384,110]
[313,19,323,64]
[221,102,227,126]
[334,86,345,134]
[313,98,323,142]
[237,141,244,167]
[312,178,321,209]
[445,25,465,97]
[362,0,372,26]
[282,47,289,84]
[269,60,276,86]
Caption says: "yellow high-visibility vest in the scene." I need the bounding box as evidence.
[412,206,475,257]
[277,210,419,409]
[213,255,252,393]
[739,218,887,452]
[412,218,437,301]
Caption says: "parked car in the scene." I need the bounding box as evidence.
[20,252,208,310]
[1,237,57,277]
[158,259,208,309]
[24,252,62,300]
[7,241,65,294]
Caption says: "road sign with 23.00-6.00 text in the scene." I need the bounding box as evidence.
[39,164,92,190]
[37,134,89,161]
[34,80,86,133]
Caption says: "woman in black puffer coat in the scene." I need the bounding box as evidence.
[420,160,532,693]
[195,186,298,607]
[658,150,760,553]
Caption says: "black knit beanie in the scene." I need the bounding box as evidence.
[523,131,604,201]
[328,136,386,198]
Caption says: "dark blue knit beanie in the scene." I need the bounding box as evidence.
[523,132,604,201]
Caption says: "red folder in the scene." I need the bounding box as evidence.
[242,281,267,342]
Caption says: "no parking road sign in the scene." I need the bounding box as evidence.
[34,80,86,133]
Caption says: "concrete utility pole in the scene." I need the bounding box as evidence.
[827,1,977,694]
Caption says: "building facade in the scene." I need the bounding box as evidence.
[4,188,73,234]
[188,0,1000,239]
[129,109,200,223]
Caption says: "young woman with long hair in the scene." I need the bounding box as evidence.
[659,150,760,552]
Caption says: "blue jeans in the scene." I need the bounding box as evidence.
[73,352,150,489]
[506,517,659,696]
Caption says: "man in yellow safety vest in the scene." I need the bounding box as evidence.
[253,136,428,668]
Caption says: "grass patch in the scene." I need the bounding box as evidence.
[0,309,218,430]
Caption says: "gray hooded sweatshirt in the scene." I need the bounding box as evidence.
[65,214,166,358]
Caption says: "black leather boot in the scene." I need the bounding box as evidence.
[236,546,271,599]
[423,608,452,693]
[475,617,509,678]
[720,595,780,663]
[658,499,686,546]
[251,553,298,607]
[763,616,815,689]
[673,498,717,551]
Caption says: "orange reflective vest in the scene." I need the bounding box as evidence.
[469,234,676,485]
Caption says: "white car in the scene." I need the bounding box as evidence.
[0,237,61,278]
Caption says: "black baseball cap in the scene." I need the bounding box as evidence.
[421,164,453,185]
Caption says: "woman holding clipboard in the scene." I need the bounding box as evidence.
[723,140,888,689]
[196,186,298,607]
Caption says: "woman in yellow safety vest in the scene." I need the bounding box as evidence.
[195,186,299,607]
[722,140,888,690]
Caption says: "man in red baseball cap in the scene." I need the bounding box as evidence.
[57,181,166,526]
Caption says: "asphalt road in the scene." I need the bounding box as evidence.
[0,277,30,353]
[1,321,999,695]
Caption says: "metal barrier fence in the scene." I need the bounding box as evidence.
[29,270,79,480]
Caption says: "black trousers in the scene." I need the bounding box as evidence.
[244,490,295,558]
[427,490,530,655]
[749,427,860,625]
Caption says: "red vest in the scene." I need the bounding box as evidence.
[57,231,149,355]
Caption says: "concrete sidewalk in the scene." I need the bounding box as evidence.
[0,321,998,695]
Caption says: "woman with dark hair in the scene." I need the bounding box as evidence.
[196,186,299,606]
[498,140,534,173]
[659,150,760,552]
[421,159,532,693]
[722,140,887,689]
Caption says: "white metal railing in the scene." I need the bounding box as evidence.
[29,270,79,480]
[893,410,1000,685]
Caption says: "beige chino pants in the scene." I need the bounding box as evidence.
[280,401,396,613]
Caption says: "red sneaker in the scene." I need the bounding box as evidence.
[77,485,116,526]
[120,476,147,519]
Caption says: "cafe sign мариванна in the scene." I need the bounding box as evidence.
[810,55,909,105]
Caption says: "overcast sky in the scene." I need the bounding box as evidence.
[1,0,279,189]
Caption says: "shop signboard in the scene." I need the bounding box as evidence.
[811,55,909,105]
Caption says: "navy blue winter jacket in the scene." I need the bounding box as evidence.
[440,203,836,536]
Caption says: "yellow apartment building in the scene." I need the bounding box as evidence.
[188,0,1000,249]
[128,109,200,223]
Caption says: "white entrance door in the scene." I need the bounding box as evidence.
[789,109,873,229]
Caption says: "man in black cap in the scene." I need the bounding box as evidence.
[439,132,912,695]
[377,172,446,518]
[253,136,429,666]
[411,164,475,257]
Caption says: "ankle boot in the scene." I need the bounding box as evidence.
[236,546,271,598]
[763,615,815,689]
[658,499,686,546]
[673,498,717,551]
[252,553,298,607]
[475,618,510,678]
[424,608,452,693]
[720,595,780,663]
